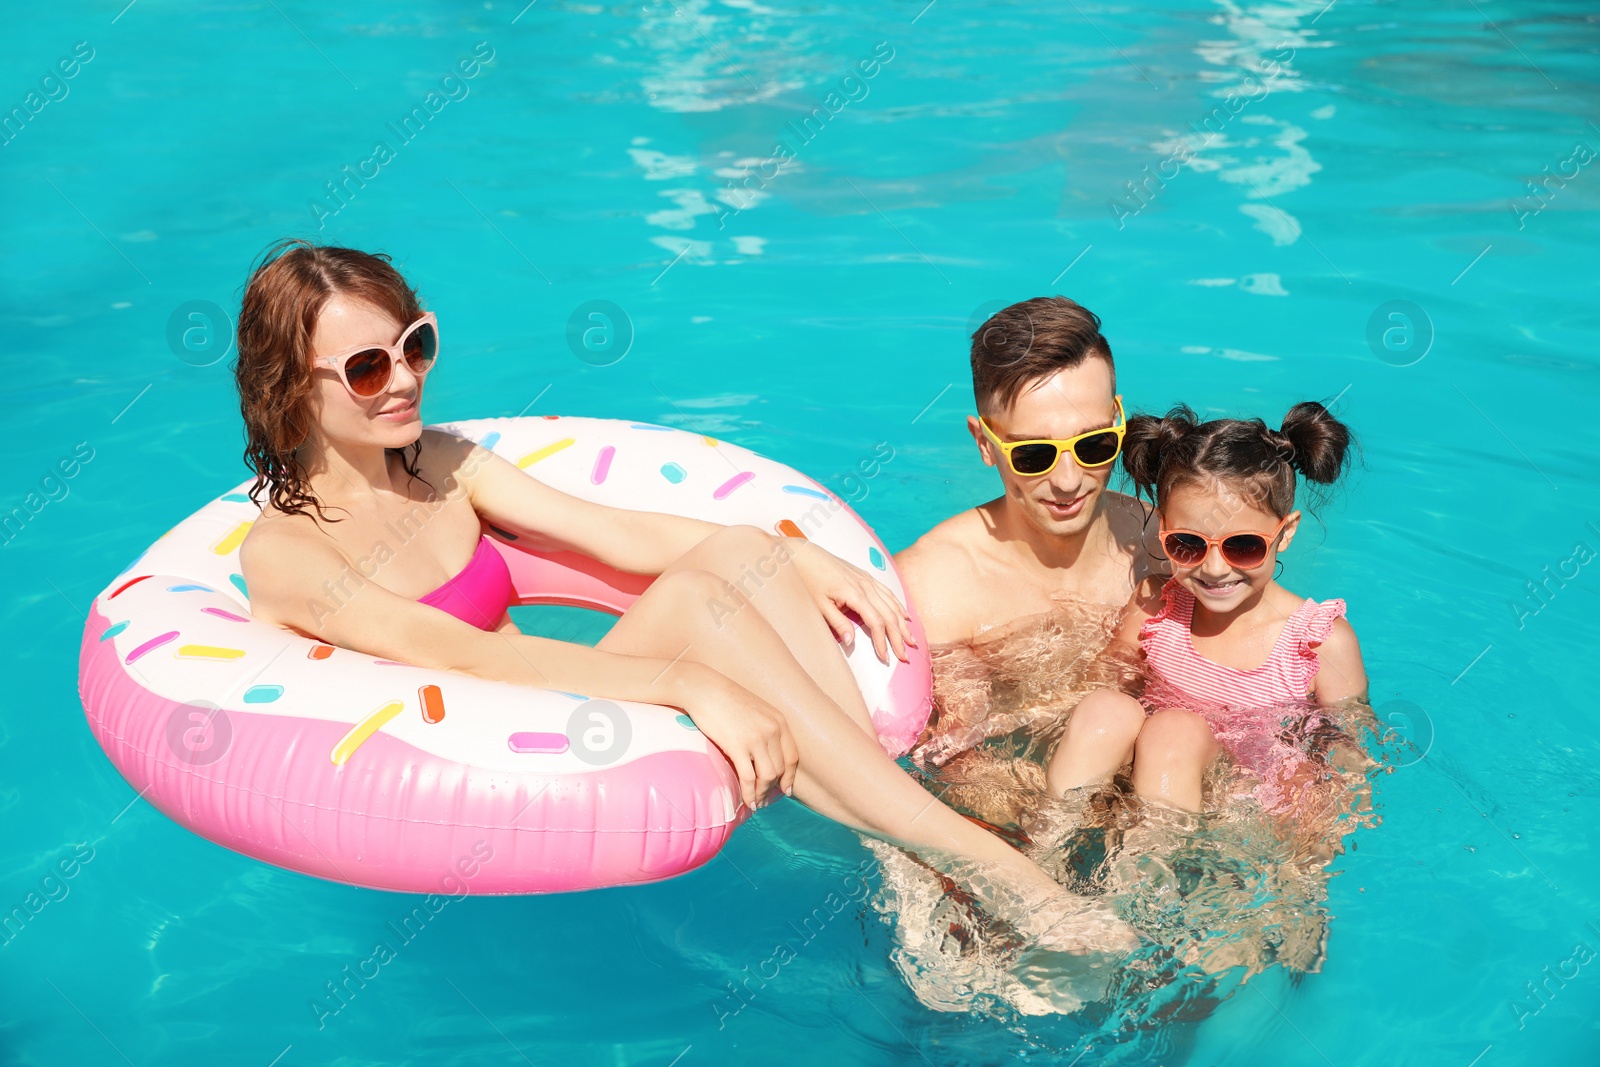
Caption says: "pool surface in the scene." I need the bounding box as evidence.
[4,0,1598,1063]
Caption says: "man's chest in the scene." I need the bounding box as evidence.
[960,561,1131,642]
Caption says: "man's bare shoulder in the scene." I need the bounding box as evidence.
[895,508,993,644]
[903,503,992,553]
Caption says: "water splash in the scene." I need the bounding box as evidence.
[870,594,1386,1035]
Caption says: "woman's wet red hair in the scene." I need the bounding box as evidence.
[233,239,430,522]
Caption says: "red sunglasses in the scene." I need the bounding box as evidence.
[1159,513,1294,570]
[314,312,439,398]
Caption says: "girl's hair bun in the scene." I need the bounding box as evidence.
[1278,401,1351,484]
[1122,405,1196,496]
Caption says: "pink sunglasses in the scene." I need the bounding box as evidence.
[313,312,439,398]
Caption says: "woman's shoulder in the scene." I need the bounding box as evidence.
[413,426,473,474]
[413,428,497,499]
[240,501,336,579]
[415,426,472,458]
[237,505,348,631]
[243,495,314,549]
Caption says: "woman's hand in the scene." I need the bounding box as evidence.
[786,539,916,664]
[675,666,799,812]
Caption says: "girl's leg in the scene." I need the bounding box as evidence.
[597,526,1131,949]
[1130,709,1220,812]
[1044,690,1147,796]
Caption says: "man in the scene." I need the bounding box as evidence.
[872,296,1161,1000]
[896,296,1161,763]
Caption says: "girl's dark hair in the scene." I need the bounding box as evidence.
[1121,401,1353,517]
[233,238,432,522]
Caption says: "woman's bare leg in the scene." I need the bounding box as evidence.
[597,527,1132,948]
[677,526,874,732]
[1044,690,1147,795]
[1130,709,1220,812]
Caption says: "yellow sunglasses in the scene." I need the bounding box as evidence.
[979,395,1126,476]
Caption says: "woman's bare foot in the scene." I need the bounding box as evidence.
[946,850,1143,957]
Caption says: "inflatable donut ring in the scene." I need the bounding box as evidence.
[77,416,932,894]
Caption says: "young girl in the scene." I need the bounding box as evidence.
[1044,400,1368,815]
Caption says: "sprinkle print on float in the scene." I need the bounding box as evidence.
[77,416,932,894]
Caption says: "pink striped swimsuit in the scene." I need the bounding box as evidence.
[1139,577,1347,811]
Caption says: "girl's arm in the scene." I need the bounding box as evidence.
[1311,618,1368,706]
[1283,619,1375,864]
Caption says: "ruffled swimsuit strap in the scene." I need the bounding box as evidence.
[1284,596,1348,694]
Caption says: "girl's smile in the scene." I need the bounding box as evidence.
[1160,480,1300,615]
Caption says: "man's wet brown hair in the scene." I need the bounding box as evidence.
[970,296,1115,416]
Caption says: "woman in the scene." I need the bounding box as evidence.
[233,239,1130,952]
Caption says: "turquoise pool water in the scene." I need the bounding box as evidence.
[5,0,1598,1063]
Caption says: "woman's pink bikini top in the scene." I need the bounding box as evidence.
[415,535,516,630]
